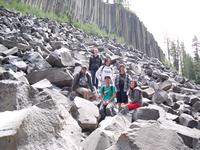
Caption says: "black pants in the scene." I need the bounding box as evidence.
[116,90,128,103]
[90,69,98,88]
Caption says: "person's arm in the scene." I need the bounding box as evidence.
[95,65,103,81]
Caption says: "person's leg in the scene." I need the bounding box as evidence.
[76,87,90,99]
[90,70,96,86]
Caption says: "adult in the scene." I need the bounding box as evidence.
[115,64,131,110]
[72,65,96,100]
[99,76,117,120]
[95,57,113,87]
[121,80,143,111]
[89,48,102,88]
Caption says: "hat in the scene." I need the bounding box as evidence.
[81,65,87,69]
[104,76,111,79]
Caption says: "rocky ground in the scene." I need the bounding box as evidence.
[0,6,200,150]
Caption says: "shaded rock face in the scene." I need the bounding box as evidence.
[0,6,200,150]
[20,0,165,61]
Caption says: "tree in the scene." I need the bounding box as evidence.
[192,35,200,62]
[192,35,200,83]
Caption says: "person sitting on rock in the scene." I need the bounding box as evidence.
[99,76,117,120]
[89,48,102,89]
[115,64,131,111]
[72,65,96,100]
[120,80,143,113]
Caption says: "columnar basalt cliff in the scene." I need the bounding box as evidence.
[20,0,164,61]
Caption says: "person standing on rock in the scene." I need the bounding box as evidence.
[99,76,117,120]
[89,48,102,89]
[115,64,131,111]
[95,57,114,88]
[72,65,96,100]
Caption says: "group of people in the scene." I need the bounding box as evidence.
[71,48,143,120]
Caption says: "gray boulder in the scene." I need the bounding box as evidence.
[32,78,52,89]
[82,115,130,150]
[26,68,73,87]
[70,96,100,130]
[46,47,75,67]
[142,87,155,99]
[152,90,169,105]
[159,80,172,91]
[179,113,198,128]
[133,105,165,121]
[0,80,38,112]
[107,120,191,150]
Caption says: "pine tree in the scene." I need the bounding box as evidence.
[192,35,200,83]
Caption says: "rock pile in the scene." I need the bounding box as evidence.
[0,7,200,150]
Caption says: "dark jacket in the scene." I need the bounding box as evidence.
[128,87,142,104]
[89,55,102,71]
[72,72,94,91]
[115,74,131,92]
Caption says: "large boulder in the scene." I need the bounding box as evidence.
[160,119,200,149]
[142,87,155,99]
[0,80,38,112]
[152,90,169,105]
[159,80,172,91]
[178,113,198,128]
[26,68,73,87]
[133,105,165,121]
[81,115,130,150]
[107,120,191,150]
[70,96,100,130]
[23,52,51,71]
[46,47,75,67]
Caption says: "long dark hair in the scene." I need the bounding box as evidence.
[103,57,111,65]
[130,80,137,89]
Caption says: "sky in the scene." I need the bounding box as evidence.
[129,0,200,56]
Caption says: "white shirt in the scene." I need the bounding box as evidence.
[95,65,113,86]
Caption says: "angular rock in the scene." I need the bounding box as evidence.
[175,75,186,84]
[192,101,200,112]
[160,119,200,149]
[46,47,75,67]
[108,120,191,150]
[133,105,165,121]
[2,46,18,56]
[24,52,51,71]
[152,90,168,104]
[142,87,155,99]
[179,113,198,128]
[0,80,38,112]
[26,68,73,87]
[32,78,52,89]
[82,115,130,150]
[159,80,172,91]
[70,96,100,130]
